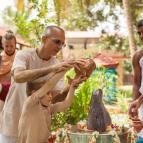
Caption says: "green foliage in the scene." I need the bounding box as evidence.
[3,0,143,53]
[115,86,132,113]
[14,0,123,32]
[123,60,132,74]
[97,34,130,56]
[2,0,143,36]
[12,0,56,47]
[63,0,97,30]
[63,0,122,31]
[2,6,15,26]
[117,85,132,98]
[51,66,118,130]
[116,93,129,113]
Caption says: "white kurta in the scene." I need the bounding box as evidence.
[0,48,64,139]
[18,71,66,143]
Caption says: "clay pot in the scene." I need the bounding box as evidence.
[74,59,96,77]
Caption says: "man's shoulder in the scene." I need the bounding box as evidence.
[133,50,143,59]
[18,48,35,53]
[135,49,143,55]
[16,48,36,56]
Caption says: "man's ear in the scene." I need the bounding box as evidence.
[41,35,47,43]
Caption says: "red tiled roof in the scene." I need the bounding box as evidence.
[0,27,30,47]
[112,55,131,60]
[93,53,119,68]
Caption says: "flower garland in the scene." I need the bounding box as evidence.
[128,127,137,143]
[54,128,70,143]
[89,131,99,143]
[50,125,136,143]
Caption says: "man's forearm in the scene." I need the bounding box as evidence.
[25,71,67,109]
[133,85,141,100]
[13,66,55,83]
[52,86,76,114]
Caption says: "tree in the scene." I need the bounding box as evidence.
[17,0,24,12]
[3,0,143,54]
[122,0,136,57]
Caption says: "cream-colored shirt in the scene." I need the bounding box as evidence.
[18,98,53,143]
[18,70,75,143]
[18,71,66,143]
[0,48,64,138]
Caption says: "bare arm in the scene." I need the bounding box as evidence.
[24,71,67,108]
[51,85,76,114]
[132,51,142,100]
[13,61,74,83]
[13,66,56,83]
[128,51,143,118]
[51,76,87,114]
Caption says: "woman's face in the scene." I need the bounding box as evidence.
[3,38,16,56]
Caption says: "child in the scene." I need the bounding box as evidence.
[18,70,86,143]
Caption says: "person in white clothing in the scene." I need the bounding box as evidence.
[0,26,87,143]
[129,19,143,143]
[18,69,86,143]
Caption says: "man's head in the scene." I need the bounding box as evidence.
[41,25,65,58]
[137,19,143,42]
[2,30,16,56]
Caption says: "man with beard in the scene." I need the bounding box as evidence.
[0,30,16,111]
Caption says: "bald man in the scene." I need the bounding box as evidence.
[0,26,85,143]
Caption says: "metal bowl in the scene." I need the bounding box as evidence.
[68,126,131,143]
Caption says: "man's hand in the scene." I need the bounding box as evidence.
[131,118,143,132]
[52,59,96,81]
[129,99,140,119]
[52,61,74,73]
[71,75,87,88]
[128,96,143,118]
[53,60,87,73]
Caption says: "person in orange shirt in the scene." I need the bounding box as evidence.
[0,30,17,110]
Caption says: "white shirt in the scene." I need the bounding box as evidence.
[0,48,64,137]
